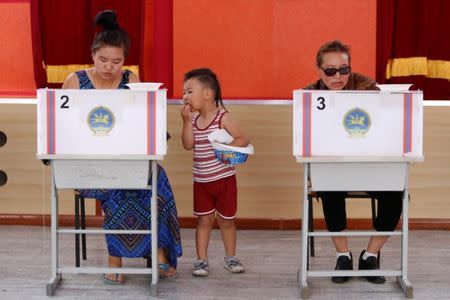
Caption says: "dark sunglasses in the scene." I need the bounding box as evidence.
[320,66,351,76]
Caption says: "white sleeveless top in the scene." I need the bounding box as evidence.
[192,109,235,182]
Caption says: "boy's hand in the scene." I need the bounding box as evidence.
[180,103,195,150]
[181,103,192,121]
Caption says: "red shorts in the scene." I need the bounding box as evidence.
[193,175,237,219]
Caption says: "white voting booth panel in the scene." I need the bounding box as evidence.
[52,160,149,189]
[36,89,166,296]
[293,90,423,158]
[308,162,407,191]
[37,89,167,158]
[293,90,423,191]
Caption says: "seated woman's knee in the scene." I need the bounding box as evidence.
[327,223,347,232]
[374,218,400,231]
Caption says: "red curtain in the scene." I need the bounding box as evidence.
[30,0,47,89]
[376,0,450,100]
[38,0,143,87]
[150,0,173,97]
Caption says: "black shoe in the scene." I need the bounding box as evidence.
[358,250,386,284]
[332,253,353,283]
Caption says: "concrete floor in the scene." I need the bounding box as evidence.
[0,226,449,299]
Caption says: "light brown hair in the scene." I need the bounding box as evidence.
[316,40,351,68]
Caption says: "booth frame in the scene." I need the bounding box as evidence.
[296,157,422,299]
[293,89,423,298]
[41,156,162,296]
[36,87,167,296]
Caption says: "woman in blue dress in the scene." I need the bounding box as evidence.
[62,10,182,284]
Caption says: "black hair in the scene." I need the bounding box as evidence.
[316,40,351,68]
[184,68,225,109]
[91,10,130,57]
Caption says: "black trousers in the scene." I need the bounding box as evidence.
[320,191,403,232]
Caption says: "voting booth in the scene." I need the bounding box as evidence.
[36,87,167,296]
[293,89,423,298]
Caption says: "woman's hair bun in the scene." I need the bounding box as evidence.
[94,10,119,31]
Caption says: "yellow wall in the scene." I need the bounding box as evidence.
[1,103,449,220]
[0,104,96,216]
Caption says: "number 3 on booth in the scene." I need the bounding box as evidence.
[315,96,326,110]
[312,93,334,113]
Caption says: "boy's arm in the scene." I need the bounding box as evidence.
[221,113,249,147]
[181,104,194,150]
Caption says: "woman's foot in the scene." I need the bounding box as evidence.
[104,255,125,284]
[159,263,177,279]
[158,248,177,279]
[103,273,125,285]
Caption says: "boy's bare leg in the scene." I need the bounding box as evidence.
[196,213,215,259]
[216,216,236,257]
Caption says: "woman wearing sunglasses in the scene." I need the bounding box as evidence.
[304,40,403,284]
[305,40,378,90]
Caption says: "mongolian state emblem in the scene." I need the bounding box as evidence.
[343,107,371,137]
[87,106,115,135]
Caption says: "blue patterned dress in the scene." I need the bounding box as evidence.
[76,70,182,267]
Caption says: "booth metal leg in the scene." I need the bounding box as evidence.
[80,196,87,260]
[150,161,159,296]
[308,193,314,258]
[398,277,414,298]
[46,274,62,296]
[47,168,61,296]
[398,178,414,298]
[150,282,159,297]
[297,269,310,299]
[298,163,310,299]
[74,194,80,267]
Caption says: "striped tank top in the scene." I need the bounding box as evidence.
[193,109,235,182]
